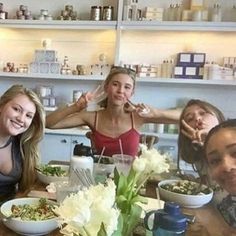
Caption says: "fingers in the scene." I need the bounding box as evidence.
[136,103,150,116]
[181,119,204,144]
[124,102,136,113]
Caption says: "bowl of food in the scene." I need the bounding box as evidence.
[0,197,58,235]
[36,164,69,185]
[158,179,213,208]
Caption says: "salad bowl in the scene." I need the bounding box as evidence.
[36,164,69,184]
[158,179,213,208]
[0,197,58,235]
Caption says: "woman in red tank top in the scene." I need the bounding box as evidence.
[46,66,180,157]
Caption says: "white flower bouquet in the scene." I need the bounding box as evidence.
[54,179,120,236]
[54,144,170,236]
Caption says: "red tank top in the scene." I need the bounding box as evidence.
[91,112,140,157]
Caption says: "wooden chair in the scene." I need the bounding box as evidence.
[140,134,159,149]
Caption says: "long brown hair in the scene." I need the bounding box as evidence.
[0,85,45,190]
[178,99,225,171]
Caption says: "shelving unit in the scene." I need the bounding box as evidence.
[120,21,236,31]
[0,0,236,163]
[0,19,117,29]
[1,71,236,87]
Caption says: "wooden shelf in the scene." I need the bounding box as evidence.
[1,72,235,87]
[0,19,117,30]
[120,21,236,32]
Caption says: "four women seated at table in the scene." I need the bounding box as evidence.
[0,67,235,231]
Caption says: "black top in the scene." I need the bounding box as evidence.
[0,136,23,203]
[218,194,236,227]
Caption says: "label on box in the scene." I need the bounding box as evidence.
[193,53,205,64]
[179,53,191,63]
[186,67,197,75]
[174,66,184,75]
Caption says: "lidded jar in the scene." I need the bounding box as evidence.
[70,143,94,174]
[144,202,187,236]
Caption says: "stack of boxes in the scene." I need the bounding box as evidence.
[142,7,163,21]
[30,50,61,74]
[174,52,205,79]
[137,64,159,77]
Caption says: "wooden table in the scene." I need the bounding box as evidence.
[0,180,235,236]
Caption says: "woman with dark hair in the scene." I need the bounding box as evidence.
[204,119,236,229]
[177,99,225,182]
[0,84,45,202]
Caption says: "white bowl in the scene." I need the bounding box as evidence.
[0,197,58,236]
[158,179,213,208]
[37,164,69,185]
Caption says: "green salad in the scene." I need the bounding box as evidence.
[38,164,67,177]
[161,180,211,195]
[10,198,57,221]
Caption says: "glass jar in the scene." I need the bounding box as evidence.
[90,6,102,21]
[102,6,113,21]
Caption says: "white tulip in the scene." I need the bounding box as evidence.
[132,157,146,173]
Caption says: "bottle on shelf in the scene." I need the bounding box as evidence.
[210,3,222,22]
[203,61,210,80]
[175,3,182,21]
[167,4,175,21]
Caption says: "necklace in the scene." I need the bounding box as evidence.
[0,137,12,149]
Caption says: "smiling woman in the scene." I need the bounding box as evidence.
[0,85,45,202]
[204,119,236,227]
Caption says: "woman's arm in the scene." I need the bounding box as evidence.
[134,104,182,124]
[46,93,91,129]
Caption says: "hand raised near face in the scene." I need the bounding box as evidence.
[75,92,93,110]
[181,119,208,146]
[124,100,150,116]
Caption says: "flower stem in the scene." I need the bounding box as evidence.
[135,172,153,194]
[83,226,92,236]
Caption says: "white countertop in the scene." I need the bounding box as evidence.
[45,127,90,136]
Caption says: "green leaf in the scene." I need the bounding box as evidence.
[114,167,120,186]
[97,223,107,236]
[111,215,123,236]
[116,174,128,196]
[121,205,142,236]
[131,195,148,205]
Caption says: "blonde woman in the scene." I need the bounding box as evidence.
[46,66,180,157]
[0,85,45,201]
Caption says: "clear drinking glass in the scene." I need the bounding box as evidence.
[112,154,133,176]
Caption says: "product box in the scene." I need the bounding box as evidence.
[190,0,204,10]
[177,52,206,66]
[138,72,157,77]
[29,62,39,73]
[35,50,57,62]
[174,65,203,79]
[50,62,61,74]
[39,62,50,73]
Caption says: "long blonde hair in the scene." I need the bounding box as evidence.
[0,85,45,190]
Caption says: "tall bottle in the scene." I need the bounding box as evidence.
[203,61,210,80]
[210,3,222,22]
